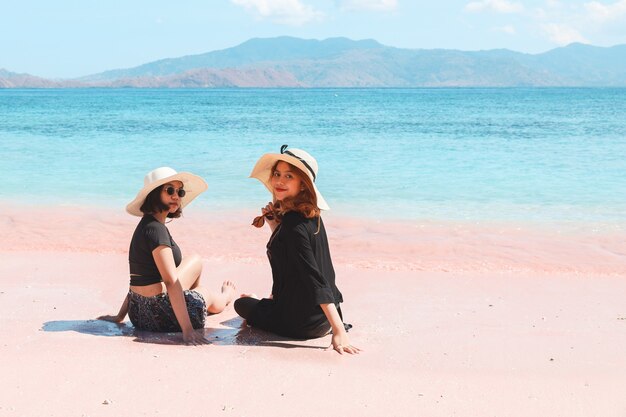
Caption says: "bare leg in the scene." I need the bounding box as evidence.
[195,281,237,314]
[176,253,203,290]
[176,254,236,314]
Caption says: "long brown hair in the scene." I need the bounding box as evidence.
[270,161,320,220]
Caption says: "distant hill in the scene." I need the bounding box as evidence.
[530,43,626,85]
[104,68,303,88]
[0,69,81,88]
[3,37,626,88]
[80,37,384,82]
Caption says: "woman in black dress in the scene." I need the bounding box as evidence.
[235,146,359,355]
[98,167,236,344]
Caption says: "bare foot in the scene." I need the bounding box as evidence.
[239,293,259,299]
[222,280,237,304]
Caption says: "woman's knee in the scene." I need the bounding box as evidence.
[186,253,202,268]
[177,253,203,290]
[234,298,246,318]
[182,253,203,276]
[234,297,258,320]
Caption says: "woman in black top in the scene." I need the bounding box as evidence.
[98,167,236,345]
[235,146,359,355]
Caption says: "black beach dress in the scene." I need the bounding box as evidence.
[247,211,344,339]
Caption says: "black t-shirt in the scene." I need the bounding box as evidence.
[128,215,182,286]
[248,211,344,338]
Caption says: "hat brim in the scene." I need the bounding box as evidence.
[249,153,330,210]
[126,172,208,216]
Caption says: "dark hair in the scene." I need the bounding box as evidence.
[270,161,320,219]
[140,185,182,218]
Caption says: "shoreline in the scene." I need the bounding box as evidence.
[4,202,626,275]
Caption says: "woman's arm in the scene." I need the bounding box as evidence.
[153,245,209,345]
[262,202,279,232]
[97,293,129,323]
[284,219,359,355]
[320,303,360,355]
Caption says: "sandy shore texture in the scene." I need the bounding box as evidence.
[1,204,626,416]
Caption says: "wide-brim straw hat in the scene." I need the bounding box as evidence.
[249,145,330,210]
[126,166,208,216]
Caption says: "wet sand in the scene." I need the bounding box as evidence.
[1,205,626,416]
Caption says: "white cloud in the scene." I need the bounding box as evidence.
[493,24,516,34]
[465,0,625,48]
[545,0,562,8]
[533,7,547,18]
[535,0,563,17]
[465,0,524,13]
[542,23,589,45]
[584,0,626,23]
[341,0,398,12]
[231,0,324,26]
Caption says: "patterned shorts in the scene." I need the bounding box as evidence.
[128,290,207,332]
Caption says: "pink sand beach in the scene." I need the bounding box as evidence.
[1,203,626,416]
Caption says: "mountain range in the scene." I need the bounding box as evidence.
[2,37,626,88]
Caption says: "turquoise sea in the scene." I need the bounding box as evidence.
[1,88,625,223]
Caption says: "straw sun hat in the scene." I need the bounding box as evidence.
[126,167,208,216]
[249,145,330,210]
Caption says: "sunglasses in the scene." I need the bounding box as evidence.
[164,186,186,198]
[251,201,281,228]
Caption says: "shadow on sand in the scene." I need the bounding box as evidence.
[41,317,329,350]
[209,317,330,350]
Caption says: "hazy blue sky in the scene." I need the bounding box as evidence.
[2,0,625,78]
